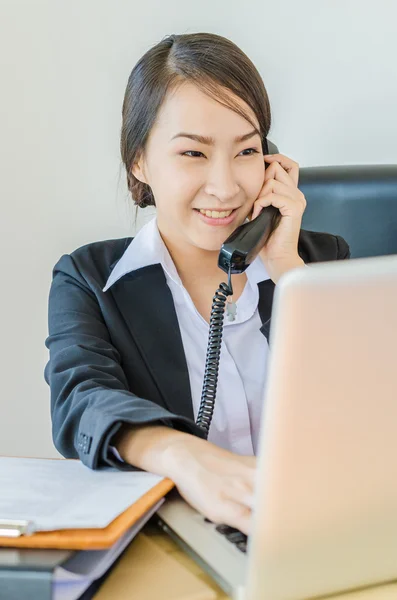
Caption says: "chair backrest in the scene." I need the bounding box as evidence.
[299,164,397,258]
[267,141,397,259]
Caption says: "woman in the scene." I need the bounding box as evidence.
[44,32,350,536]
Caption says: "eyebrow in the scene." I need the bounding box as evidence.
[170,128,260,145]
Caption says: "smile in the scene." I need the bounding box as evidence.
[198,209,233,218]
[194,207,239,226]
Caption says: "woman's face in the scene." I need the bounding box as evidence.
[132,82,266,253]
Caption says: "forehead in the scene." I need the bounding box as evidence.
[152,81,259,138]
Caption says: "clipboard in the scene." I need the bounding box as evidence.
[0,476,174,550]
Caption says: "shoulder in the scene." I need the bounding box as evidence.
[298,229,351,263]
[51,237,134,290]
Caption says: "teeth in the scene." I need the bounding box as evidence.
[199,209,233,218]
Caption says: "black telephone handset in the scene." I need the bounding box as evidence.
[218,205,281,275]
[196,143,281,436]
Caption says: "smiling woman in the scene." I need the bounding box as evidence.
[45,32,350,537]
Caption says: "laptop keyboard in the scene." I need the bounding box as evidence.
[204,518,248,553]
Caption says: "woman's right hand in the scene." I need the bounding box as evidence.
[163,431,256,535]
[115,424,256,535]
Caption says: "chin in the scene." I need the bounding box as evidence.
[191,231,229,253]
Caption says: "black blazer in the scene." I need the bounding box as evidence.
[44,229,350,470]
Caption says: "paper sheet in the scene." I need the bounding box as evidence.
[0,457,163,532]
[53,499,164,600]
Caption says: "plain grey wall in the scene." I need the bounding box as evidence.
[0,0,395,458]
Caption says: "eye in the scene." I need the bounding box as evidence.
[181,151,205,158]
[239,148,259,156]
[180,148,259,158]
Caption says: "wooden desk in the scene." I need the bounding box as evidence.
[92,520,228,600]
[92,521,397,600]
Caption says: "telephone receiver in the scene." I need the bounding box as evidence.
[218,139,281,275]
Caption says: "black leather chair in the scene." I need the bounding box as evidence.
[267,140,397,259]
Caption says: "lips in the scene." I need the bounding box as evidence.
[194,207,239,226]
[198,209,233,218]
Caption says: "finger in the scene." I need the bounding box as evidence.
[264,159,295,188]
[260,178,299,202]
[221,500,252,536]
[264,154,299,187]
[252,192,305,221]
[251,180,298,220]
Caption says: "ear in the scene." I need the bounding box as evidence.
[131,156,148,185]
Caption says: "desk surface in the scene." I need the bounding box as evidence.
[92,520,226,600]
[92,521,397,600]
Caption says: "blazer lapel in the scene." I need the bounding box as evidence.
[257,278,276,343]
[108,260,276,420]
[108,263,194,421]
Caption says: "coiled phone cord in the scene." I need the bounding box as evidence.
[196,268,233,438]
[195,200,281,437]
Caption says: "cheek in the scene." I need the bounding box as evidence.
[245,162,266,200]
[157,168,199,212]
[150,173,197,223]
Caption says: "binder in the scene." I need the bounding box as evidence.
[0,499,166,600]
[0,475,174,550]
[0,547,74,600]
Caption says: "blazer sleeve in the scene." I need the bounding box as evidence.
[44,253,205,471]
[335,234,351,260]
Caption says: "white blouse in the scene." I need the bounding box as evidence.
[103,216,271,455]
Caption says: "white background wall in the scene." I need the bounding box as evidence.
[0,0,396,458]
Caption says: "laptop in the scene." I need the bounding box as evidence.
[156,253,397,600]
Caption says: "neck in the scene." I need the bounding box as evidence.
[159,228,223,285]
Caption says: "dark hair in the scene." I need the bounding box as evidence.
[121,32,272,208]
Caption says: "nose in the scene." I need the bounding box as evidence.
[204,160,240,204]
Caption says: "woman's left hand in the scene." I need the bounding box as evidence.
[250,153,307,284]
